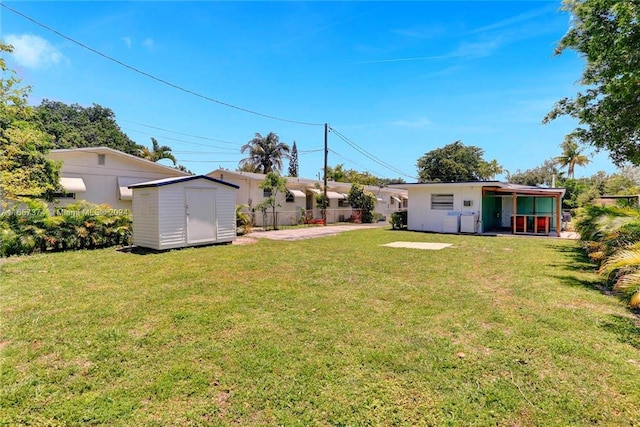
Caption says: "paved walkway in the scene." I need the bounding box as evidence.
[244,223,388,241]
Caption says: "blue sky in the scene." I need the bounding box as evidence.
[1,1,618,181]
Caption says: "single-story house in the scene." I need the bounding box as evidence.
[129,175,238,250]
[47,147,190,211]
[206,169,408,226]
[390,181,566,236]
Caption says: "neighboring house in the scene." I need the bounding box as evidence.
[390,181,566,236]
[47,147,189,211]
[206,169,408,226]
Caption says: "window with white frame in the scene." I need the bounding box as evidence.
[263,189,272,198]
[431,194,453,210]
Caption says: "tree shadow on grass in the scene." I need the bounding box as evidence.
[545,243,594,271]
[599,314,640,349]
[552,273,611,294]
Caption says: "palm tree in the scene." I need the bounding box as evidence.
[137,137,177,165]
[555,135,590,178]
[239,132,290,174]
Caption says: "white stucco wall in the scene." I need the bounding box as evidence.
[48,149,188,212]
[406,184,483,233]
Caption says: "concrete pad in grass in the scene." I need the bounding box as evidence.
[382,242,452,250]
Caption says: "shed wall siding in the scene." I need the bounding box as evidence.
[131,190,160,248]
[157,185,188,250]
[407,185,482,233]
[216,188,237,242]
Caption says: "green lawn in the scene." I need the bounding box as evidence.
[1,228,639,426]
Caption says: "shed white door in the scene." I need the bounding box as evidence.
[186,188,217,244]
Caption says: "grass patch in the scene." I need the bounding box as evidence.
[2,229,640,425]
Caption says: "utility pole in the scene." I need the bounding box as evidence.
[323,123,328,224]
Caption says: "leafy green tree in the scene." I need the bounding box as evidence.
[0,42,60,202]
[416,141,502,182]
[137,137,177,165]
[507,159,564,187]
[288,141,299,177]
[240,132,290,174]
[33,100,141,155]
[347,183,376,223]
[326,163,384,186]
[255,172,287,230]
[544,0,640,166]
[555,136,590,178]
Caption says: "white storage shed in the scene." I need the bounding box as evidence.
[129,175,239,250]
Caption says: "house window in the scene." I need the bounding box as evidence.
[431,194,453,210]
[263,189,272,198]
[390,197,395,206]
[285,191,294,203]
[338,198,350,208]
[403,199,408,208]
[98,154,106,165]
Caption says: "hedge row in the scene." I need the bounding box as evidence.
[0,200,131,257]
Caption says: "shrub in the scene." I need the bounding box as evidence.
[347,184,376,223]
[391,210,407,230]
[0,200,131,257]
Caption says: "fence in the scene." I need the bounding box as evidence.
[249,208,367,230]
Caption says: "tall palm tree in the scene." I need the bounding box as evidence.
[555,135,590,178]
[137,137,177,165]
[239,132,290,174]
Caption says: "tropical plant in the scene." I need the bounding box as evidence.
[0,200,131,256]
[554,135,590,178]
[348,184,377,223]
[599,249,640,308]
[235,204,252,235]
[544,0,640,166]
[391,210,407,230]
[255,172,287,230]
[137,137,177,165]
[239,132,290,174]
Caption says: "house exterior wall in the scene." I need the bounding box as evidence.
[48,149,187,211]
[206,169,408,226]
[406,185,483,233]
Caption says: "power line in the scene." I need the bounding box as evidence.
[328,148,387,178]
[122,127,238,151]
[121,119,239,145]
[1,2,325,127]
[329,127,418,180]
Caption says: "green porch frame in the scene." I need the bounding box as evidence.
[481,186,563,236]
